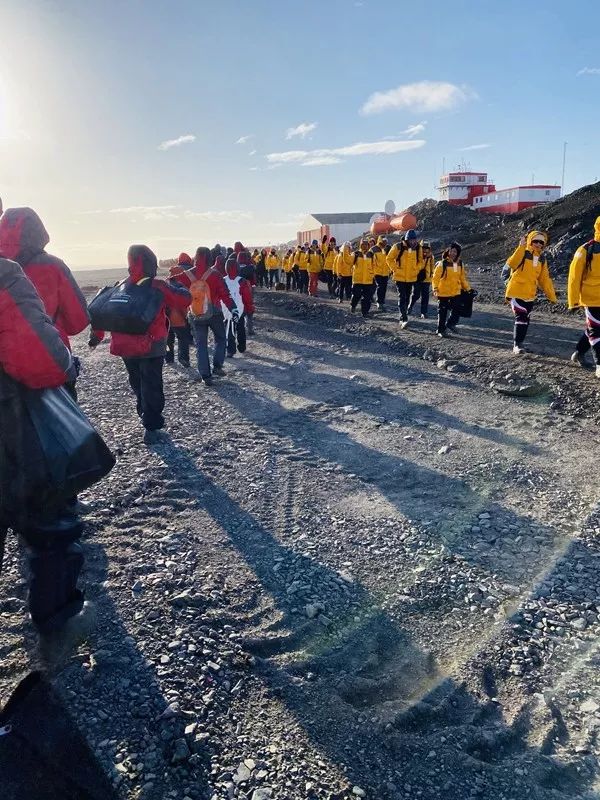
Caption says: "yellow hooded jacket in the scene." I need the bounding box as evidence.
[432,259,471,298]
[568,216,600,308]
[353,252,374,285]
[387,242,424,282]
[421,253,435,284]
[505,231,556,303]
[336,249,355,277]
[266,253,280,270]
[323,248,336,271]
[296,251,309,271]
[370,245,389,277]
[282,254,293,273]
[307,250,323,274]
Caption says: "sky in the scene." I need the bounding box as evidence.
[1,0,599,268]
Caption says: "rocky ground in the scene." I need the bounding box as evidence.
[3,286,600,799]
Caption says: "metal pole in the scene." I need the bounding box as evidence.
[561,142,567,196]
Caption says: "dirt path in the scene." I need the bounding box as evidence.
[2,288,600,800]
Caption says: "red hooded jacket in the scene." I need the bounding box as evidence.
[93,245,191,358]
[193,248,235,315]
[0,208,90,350]
[0,258,74,389]
[225,259,255,314]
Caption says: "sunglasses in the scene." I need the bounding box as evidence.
[532,239,545,246]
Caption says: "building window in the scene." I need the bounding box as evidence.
[478,175,486,182]
[545,190,550,196]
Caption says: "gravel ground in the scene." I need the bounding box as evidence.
[2,286,600,800]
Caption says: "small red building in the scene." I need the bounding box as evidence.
[438,171,496,206]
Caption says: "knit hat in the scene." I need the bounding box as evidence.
[404,229,418,241]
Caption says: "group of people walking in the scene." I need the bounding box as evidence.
[255,216,600,374]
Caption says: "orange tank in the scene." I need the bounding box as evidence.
[389,212,417,232]
[370,217,392,235]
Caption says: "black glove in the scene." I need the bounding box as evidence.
[88,333,102,349]
[72,355,81,377]
[231,309,240,323]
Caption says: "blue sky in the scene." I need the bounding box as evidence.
[1,0,599,267]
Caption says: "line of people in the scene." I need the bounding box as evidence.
[256,216,600,375]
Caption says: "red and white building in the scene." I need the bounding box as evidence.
[471,185,561,214]
[438,171,496,206]
[439,170,561,214]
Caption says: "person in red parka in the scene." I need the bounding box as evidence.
[0,207,90,399]
[0,256,98,651]
[188,247,236,386]
[89,245,191,444]
[224,255,255,357]
[237,250,256,335]
[166,252,194,368]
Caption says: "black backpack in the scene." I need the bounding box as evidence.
[88,276,164,334]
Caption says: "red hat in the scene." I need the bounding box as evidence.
[178,252,193,266]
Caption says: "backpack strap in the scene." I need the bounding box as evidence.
[585,240,596,271]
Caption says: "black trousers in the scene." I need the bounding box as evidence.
[323,269,335,296]
[410,282,431,316]
[123,356,165,431]
[375,275,389,307]
[437,296,461,333]
[166,325,191,365]
[285,271,294,290]
[268,269,279,288]
[257,268,267,288]
[1,517,84,634]
[510,298,534,345]
[396,281,414,322]
[227,314,247,356]
[298,270,309,294]
[575,306,600,364]
[338,276,352,301]
[351,283,373,316]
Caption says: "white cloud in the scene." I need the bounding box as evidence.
[158,134,196,151]
[404,122,427,138]
[235,135,253,144]
[266,137,425,167]
[285,122,318,140]
[249,166,259,171]
[577,67,600,76]
[360,81,476,115]
[109,205,179,220]
[183,210,253,222]
[301,157,342,167]
[459,143,491,151]
[249,149,257,155]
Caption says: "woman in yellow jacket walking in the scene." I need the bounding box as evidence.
[505,231,556,354]
[370,236,390,311]
[432,242,471,338]
[282,248,295,291]
[295,245,309,295]
[351,239,375,317]
[336,242,354,303]
[567,216,600,376]
[409,241,434,318]
[265,248,280,289]
[307,241,323,297]
[387,229,424,328]
[322,237,337,297]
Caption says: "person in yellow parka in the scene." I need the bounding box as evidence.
[296,244,310,295]
[370,236,390,312]
[505,230,556,354]
[351,239,374,317]
[307,240,323,297]
[282,248,295,291]
[432,242,471,338]
[567,216,600,376]
[409,241,435,318]
[265,248,280,290]
[387,229,424,328]
[322,236,337,297]
[335,242,355,303]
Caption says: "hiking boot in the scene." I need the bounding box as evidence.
[65,499,91,517]
[338,298,343,304]
[143,429,162,445]
[446,324,458,334]
[203,376,215,387]
[164,354,174,364]
[213,366,226,377]
[39,601,97,670]
[420,313,428,319]
[570,351,587,368]
[350,306,356,314]
[437,331,448,338]
[399,320,409,329]
[513,345,525,355]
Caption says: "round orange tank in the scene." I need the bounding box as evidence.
[370,217,392,235]
[389,212,417,232]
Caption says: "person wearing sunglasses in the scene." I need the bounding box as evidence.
[505,231,557,354]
